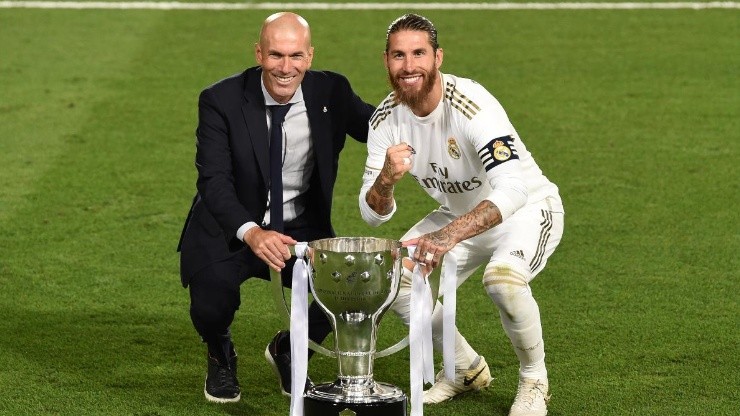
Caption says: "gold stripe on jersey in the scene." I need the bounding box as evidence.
[370,93,399,130]
[445,82,481,120]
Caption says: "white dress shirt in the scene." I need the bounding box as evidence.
[236,81,315,242]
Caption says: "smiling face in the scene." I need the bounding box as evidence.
[384,29,443,115]
[255,13,314,104]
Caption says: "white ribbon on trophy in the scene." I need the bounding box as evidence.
[289,242,309,416]
[408,245,434,416]
[441,251,458,382]
[408,247,459,416]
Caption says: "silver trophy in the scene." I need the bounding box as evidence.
[302,237,407,416]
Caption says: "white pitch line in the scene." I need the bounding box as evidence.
[0,2,738,11]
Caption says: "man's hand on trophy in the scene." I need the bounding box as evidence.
[403,229,454,270]
[244,227,298,272]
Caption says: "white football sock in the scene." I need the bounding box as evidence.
[484,264,547,379]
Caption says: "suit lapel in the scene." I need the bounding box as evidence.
[241,69,270,187]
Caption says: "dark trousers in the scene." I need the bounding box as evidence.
[188,218,333,362]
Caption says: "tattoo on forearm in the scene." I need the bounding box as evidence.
[380,163,394,185]
[444,200,502,243]
[428,230,453,247]
[366,179,394,215]
[366,155,400,216]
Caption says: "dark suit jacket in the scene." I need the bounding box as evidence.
[177,67,374,286]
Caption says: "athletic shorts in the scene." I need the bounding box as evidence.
[401,197,564,287]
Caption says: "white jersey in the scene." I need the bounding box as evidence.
[360,73,560,226]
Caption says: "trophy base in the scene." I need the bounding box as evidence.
[304,381,407,416]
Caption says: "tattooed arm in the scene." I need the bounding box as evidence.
[404,200,502,267]
[438,200,502,245]
[365,143,414,215]
[365,162,397,215]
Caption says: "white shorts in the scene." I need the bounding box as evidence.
[401,197,564,287]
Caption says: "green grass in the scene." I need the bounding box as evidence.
[0,3,738,416]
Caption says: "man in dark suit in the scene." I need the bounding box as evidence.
[177,12,374,403]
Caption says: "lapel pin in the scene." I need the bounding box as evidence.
[323,106,328,113]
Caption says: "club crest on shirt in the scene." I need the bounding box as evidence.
[447,138,461,159]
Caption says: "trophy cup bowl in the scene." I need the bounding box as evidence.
[303,237,407,416]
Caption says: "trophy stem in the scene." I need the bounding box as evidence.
[335,315,379,394]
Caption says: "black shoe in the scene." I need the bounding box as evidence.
[264,331,314,397]
[204,353,241,403]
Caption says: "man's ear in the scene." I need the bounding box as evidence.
[254,43,263,65]
[306,46,314,68]
[435,48,444,69]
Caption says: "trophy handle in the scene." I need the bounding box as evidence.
[269,244,440,359]
[375,336,409,358]
[269,247,336,358]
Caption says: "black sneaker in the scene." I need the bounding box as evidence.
[204,353,241,403]
[264,331,314,396]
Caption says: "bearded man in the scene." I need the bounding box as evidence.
[358,13,565,416]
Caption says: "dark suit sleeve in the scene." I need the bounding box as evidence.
[194,87,251,239]
[335,73,375,143]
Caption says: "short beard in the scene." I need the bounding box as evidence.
[389,69,438,109]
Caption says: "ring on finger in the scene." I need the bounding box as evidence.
[424,252,434,261]
[402,157,411,165]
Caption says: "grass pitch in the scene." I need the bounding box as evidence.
[0,2,737,415]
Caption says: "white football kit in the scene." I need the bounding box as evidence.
[359,73,565,382]
[360,73,563,278]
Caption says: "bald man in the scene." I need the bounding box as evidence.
[177,12,374,403]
